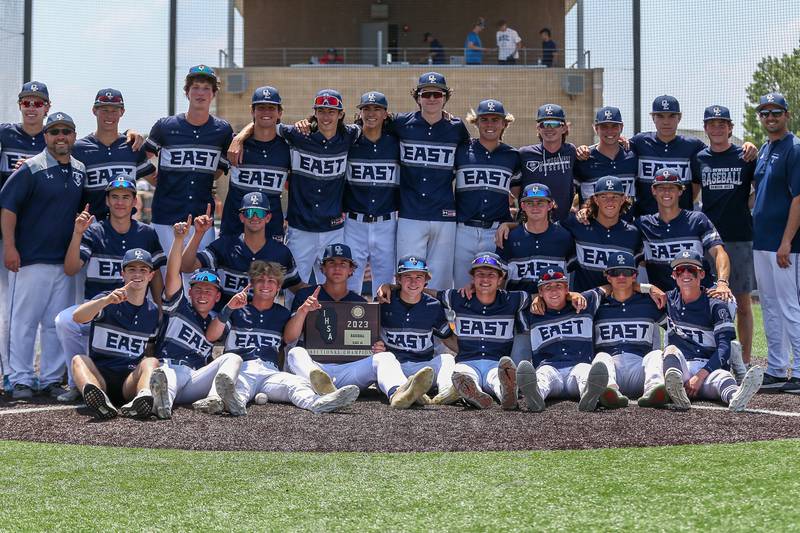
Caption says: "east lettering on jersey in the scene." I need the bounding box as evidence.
[497,223,574,293]
[455,139,521,224]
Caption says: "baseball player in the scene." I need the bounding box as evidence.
[219,86,289,242]
[72,89,155,220]
[285,244,432,409]
[637,168,732,295]
[573,106,638,209]
[181,192,301,309]
[0,81,49,390]
[144,65,233,254]
[453,99,521,289]
[390,72,470,290]
[1,112,85,399]
[692,105,756,381]
[55,175,165,402]
[70,248,161,419]
[561,176,642,291]
[149,219,244,419]
[375,256,458,404]
[637,251,763,412]
[205,260,360,415]
[343,91,400,297]
[517,104,578,223]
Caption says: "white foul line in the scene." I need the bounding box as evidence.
[0,404,84,416]
[692,405,800,417]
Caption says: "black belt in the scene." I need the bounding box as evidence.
[463,219,497,229]
[348,212,393,223]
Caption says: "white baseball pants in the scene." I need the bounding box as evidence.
[344,217,397,297]
[235,357,322,411]
[285,226,344,284]
[396,218,456,290]
[55,303,90,388]
[648,346,738,402]
[453,223,499,290]
[400,353,455,390]
[159,353,243,407]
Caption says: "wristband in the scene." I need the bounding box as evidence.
[639,283,652,294]
[716,279,729,285]
[217,304,234,324]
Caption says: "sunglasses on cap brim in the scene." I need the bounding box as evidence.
[538,270,567,283]
[470,255,505,271]
[190,271,221,285]
[106,179,137,192]
[398,258,430,273]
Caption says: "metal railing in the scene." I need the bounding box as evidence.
[218,47,589,69]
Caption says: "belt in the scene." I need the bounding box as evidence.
[463,219,499,229]
[161,358,193,368]
[348,212,396,223]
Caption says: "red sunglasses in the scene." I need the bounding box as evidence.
[673,265,700,276]
[97,94,123,104]
[540,270,566,281]
[20,100,45,108]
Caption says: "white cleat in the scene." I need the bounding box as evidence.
[311,385,360,414]
[309,368,336,395]
[664,367,691,411]
[729,366,765,413]
[390,367,434,409]
[150,368,171,420]
[516,360,545,412]
[578,361,609,412]
[215,373,247,416]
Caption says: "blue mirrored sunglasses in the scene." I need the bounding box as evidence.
[472,255,502,268]
[106,179,136,190]
[522,189,549,199]
[400,259,428,270]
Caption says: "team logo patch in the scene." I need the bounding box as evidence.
[263,89,270,97]
[334,245,343,254]
[545,105,554,115]
[368,93,376,102]
[134,250,144,259]
[616,254,625,263]
[428,74,437,83]
[605,179,614,189]
[31,84,38,91]
[713,106,721,116]
[604,110,613,119]
[767,94,775,102]
[56,113,63,120]
[250,195,259,204]
[661,99,670,110]
[198,65,206,71]
[487,101,496,111]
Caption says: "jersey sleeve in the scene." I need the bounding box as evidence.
[134,146,156,178]
[514,291,531,333]
[456,120,470,144]
[436,289,455,309]
[149,230,167,270]
[581,289,603,316]
[216,123,234,173]
[510,151,523,188]
[697,213,724,251]
[690,153,702,184]
[705,297,736,373]
[161,287,186,315]
[787,140,800,198]
[0,165,34,213]
[79,225,99,264]
[144,119,165,154]
[281,249,301,288]
[431,301,453,339]
[197,238,221,270]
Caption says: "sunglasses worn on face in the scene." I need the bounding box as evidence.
[539,120,564,129]
[46,128,74,136]
[242,208,268,219]
[419,92,445,99]
[20,100,45,108]
[314,95,341,108]
[673,265,700,276]
[540,270,566,281]
[759,109,785,118]
[607,268,636,277]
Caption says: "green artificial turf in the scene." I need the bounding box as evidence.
[1,439,799,532]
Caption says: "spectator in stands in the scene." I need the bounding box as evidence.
[496,20,522,64]
[540,28,557,67]
[464,18,487,65]
[423,32,446,65]
[319,48,344,65]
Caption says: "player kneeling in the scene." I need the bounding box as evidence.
[206,260,360,415]
[149,219,243,419]
[637,251,763,412]
[70,249,160,420]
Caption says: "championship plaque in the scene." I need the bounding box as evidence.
[304,302,380,363]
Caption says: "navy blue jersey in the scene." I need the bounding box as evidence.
[0,123,45,186]
[223,303,291,365]
[518,143,577,222]
[280,123,359,232]
[380,289,452,363]
[79,219,166,299]
[290,285,367,315]
[437,288,528,362]
[0,150,85,266]
[629,132,705,215]
[88,292,161,372]
[145,113,233,225]
[594,292,666,358]
[388,111,470,221]
[753,132,800,253]
[220,135,290,238]
[524,289,601,369]
[72,134,156,219]
[155,289,214,369]
[454,139,520,224]
[496,223,574,293]
[562,214,642,291]
[665,288,735,373]
[573,146,637,204]
[344,132,400,216]
[197,234,300,309]
[693,145,755,242]
[637,210,723,291]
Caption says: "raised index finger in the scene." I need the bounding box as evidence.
[312,286,321,298]
[205,203,212,217]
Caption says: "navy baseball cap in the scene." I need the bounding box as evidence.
[313,89,343,110]
[593,176,625,195]
[189,268,221,288]
[476,99,506,116]
[537,265,568,286]
[18,81,49,101]
[604,252,637,273]
[703,105,732,122]
[396,256,430,276]
[187,64,217,82]
[240,192,270,211]
[94,88,124,108]
[322,243,357,266]
[537,104,565,122]
[252,86,282,106]
[417,72,448,91]
[595,106,623,124]
[652,95,681,113]
[670,250,704,270]
[520,183,553,201]
[105,174,137,194]
[470,252,507,275]
[44,112,75,132]
[357,91,388,109]
[756,92,789,112]
[652,167,683,187]
[122,248,154,269]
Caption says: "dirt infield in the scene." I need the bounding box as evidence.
[1,389,799,452]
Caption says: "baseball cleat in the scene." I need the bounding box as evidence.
[599,387,629,410]
[452,372,494,409]
[311,385,360,414]
[57,387,81,403]
[254,392,269,405]
[498,356,518,410]
[390,367,434,409]
[82,383,118,420]
[309,368,336,395]
[150,368,171,419]
[40,383,67,398]
[516,360,545,412]
[120,389,154,419]
[729,340,747,385]
[758,373,788,393]
[215,373,247,416]
[578,361,609,412]
[664,368,690,411]
[729,366,764,412]
[193,395,224,415]
[430,386,460,405]
[637,384,668,408]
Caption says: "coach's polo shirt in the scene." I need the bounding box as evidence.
[752,132,800,253]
